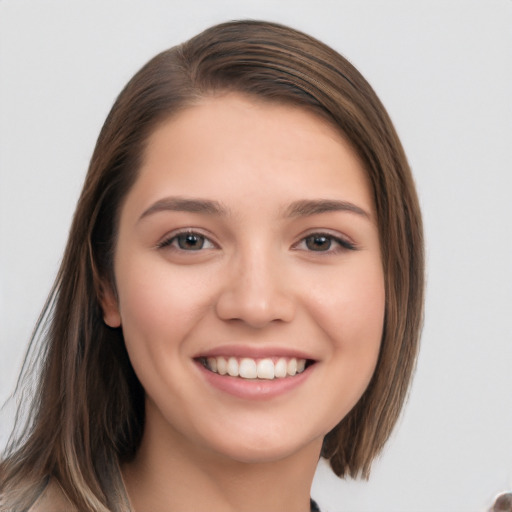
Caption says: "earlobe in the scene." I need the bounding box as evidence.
[100,285,122,328]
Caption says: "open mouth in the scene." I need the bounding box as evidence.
[197,356,315,380]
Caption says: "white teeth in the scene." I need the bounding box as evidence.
[287,358,297,376]
[239,358,257,379]
[203,356,308,380]
[257,358,275,380]
[217,357,228,375]
[274,358,287,378]
[207,357,217,373]
[227,357,239,377]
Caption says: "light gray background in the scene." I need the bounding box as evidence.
[1,1,511,511]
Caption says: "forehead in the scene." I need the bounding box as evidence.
[125,93,374,219]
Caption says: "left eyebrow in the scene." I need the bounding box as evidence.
[284,199,371,219]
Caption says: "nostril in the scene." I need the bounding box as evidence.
[215,290,295,328]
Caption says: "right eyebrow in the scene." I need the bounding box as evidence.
[138,196,229,222]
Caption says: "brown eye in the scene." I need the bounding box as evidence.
[176,233,206,250]
[158,231,215,251]
[295,232,356,253]
[305,235,332,251]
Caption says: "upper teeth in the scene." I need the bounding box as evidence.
[204,356,307,380]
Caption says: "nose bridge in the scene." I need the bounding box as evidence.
[215,239,295,327]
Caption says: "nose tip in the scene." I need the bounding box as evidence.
[214,258,295,328]
[216,290,295,328]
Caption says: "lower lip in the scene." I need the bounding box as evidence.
[195,361,314,400]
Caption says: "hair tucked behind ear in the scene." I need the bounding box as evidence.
[1,20,423,509]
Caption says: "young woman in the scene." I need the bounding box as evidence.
[0,20,424,512]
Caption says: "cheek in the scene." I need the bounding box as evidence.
[306,259,385,374]
[113,262,216,405]
[343,275,385,344]
[114,258,214,353]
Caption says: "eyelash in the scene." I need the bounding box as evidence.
[157,230,216,251]
[292,232,356,253]
[157,230,356,254]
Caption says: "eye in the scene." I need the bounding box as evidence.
[158,231,216,251]
[295,232,356,253]
[305,234,332,251]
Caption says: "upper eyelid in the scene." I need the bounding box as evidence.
[156,228,356,249]
[156,228,218,248]
[294,229,356,246]
[291,231,358,254]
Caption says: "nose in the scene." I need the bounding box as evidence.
[215,247,295,328]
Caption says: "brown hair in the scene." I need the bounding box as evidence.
[0,20,424,511]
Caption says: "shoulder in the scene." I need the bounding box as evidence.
[28,481,77,512]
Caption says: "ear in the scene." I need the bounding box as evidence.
[100,284,122,328]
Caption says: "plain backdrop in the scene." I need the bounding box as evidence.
[1,1,511,511]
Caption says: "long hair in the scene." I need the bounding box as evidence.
[0,20,424,511]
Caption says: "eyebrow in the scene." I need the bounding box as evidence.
[284,199,371,219]
[139,197,229,221]
[138,196,370,222]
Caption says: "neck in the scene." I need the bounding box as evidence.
[122,406,322,512]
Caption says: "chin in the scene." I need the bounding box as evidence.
[204,427,324,466]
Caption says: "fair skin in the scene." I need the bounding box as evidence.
[102,93,385,512]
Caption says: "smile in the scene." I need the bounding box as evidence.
[199,356,309,380]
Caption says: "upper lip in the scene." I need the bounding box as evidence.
[193,344,317,361]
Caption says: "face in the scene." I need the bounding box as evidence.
[103,94,385,465]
